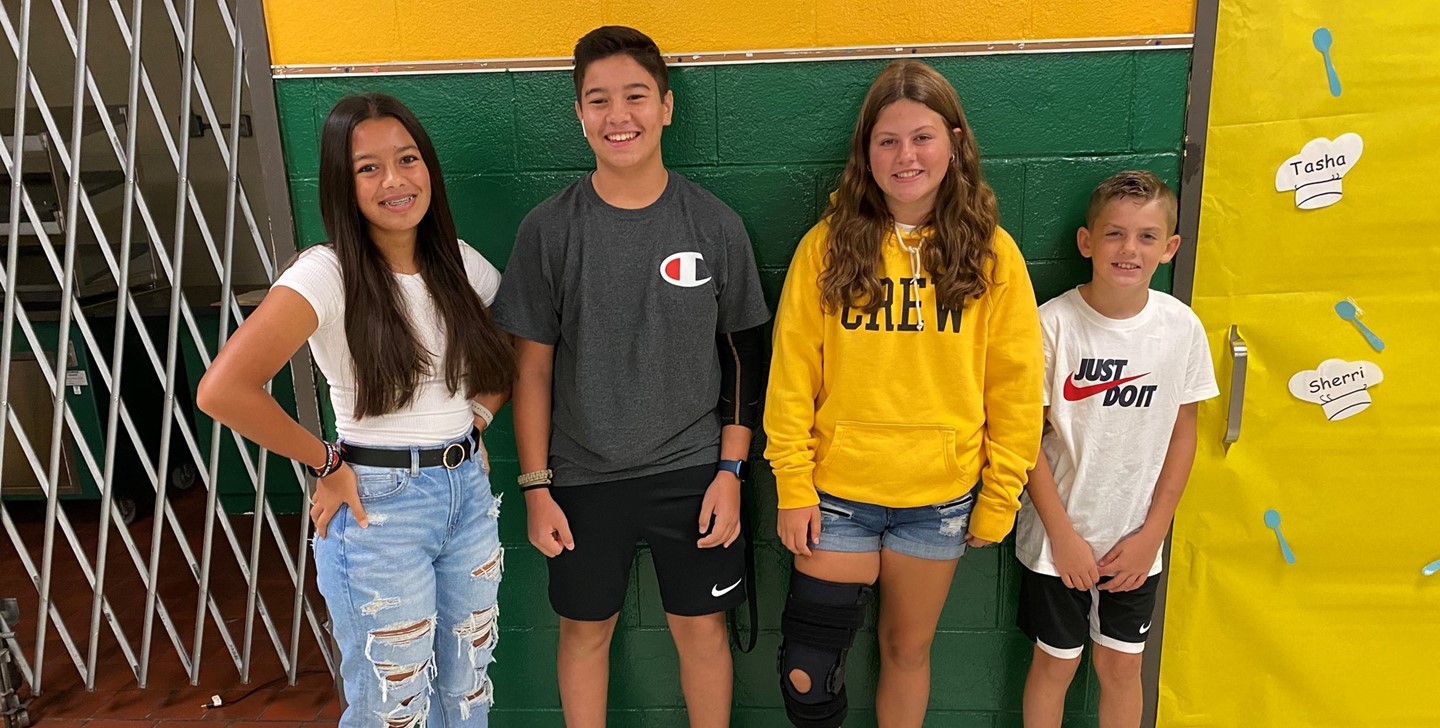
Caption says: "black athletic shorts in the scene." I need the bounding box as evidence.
[1016,565,1161,659]
[546,464,746,621]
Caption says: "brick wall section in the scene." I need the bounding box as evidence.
[272,49,1190,727]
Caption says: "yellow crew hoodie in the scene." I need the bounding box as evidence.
[763,219,1044,542]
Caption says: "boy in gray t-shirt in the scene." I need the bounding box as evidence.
[495,170,766,487]
[490,26,769,727]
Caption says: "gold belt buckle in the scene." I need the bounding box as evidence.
[442,442,466,470]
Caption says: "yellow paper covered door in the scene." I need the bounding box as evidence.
[1160,2,1440,726]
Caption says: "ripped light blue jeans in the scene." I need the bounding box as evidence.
[314,431,502,727]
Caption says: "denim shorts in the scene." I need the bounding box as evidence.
[815,489,977,561]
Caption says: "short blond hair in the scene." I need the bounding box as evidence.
[1085,170,1177,231]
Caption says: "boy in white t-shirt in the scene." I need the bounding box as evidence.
[1014,170,1219,728]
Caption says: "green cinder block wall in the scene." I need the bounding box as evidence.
[272,49,1190,727]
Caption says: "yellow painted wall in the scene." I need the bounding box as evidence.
[263,0,1195,66]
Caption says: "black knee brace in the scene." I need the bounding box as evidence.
[778,571,874,728]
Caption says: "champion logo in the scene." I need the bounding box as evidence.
[711,578,742,598]
[660,251,711,288]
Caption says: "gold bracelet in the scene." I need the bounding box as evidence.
[517,469,554,487]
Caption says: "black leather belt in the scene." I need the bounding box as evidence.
[341,434,477,470]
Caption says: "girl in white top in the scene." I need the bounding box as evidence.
[197,93,513,727]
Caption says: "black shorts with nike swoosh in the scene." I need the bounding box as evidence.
[546,464,747,620]
[1016,566,1161,658]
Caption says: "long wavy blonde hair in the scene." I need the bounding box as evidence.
[819,60,998,314]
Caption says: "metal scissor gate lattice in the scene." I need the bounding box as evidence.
[0,0,328,715]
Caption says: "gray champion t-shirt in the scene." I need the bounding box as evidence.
[492,171,770,486]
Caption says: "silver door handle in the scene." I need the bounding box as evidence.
[1225,325,1247,445]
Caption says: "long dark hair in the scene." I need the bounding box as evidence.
[317,93,514,419]
[820,60,999,314]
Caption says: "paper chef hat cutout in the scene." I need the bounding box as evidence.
[1288,358,1384,421]
[1274,133,1364,210]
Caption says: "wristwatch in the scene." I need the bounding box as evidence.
[716,459,750,480]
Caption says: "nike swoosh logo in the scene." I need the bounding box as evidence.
[1139,622,1151,634]
[711,578,743,598]
[1062,373,1149,401]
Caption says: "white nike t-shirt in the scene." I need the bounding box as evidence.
[1015,287,1219,577]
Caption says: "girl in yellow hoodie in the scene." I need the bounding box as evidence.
[766,61,1043,728]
